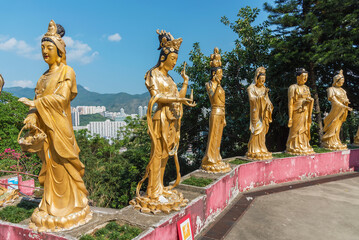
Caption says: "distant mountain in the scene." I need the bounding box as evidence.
[3,86,35,99]
[4,85,150,114]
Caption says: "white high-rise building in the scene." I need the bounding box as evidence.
[71,107,80,126]
[138,106,143,118]
[87,120,126,139]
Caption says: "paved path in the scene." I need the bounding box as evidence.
[199,173,359,240]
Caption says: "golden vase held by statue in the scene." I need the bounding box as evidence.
[322,70,352,150]
[18,20,92,232]
[130,30,196,214]
[246,67,273,160]
[201,48,231,173]
[286,68,315,155]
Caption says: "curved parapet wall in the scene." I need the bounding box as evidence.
[139,149,359,240]
[1,149,359,239]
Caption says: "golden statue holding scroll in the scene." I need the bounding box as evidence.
[246,67,273,160]
[354,128,359,145]
[18,20,92,232]
[201,48,230,173]
[286,68,315,155]
[130,30,196,214]
[322,70,352,150]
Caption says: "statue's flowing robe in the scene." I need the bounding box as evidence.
[33,63,88,217]
[322,87,348,148]
[247,84,273,157]
[145,68,181,199]
[202,81,226,165]
[286,84,314,154]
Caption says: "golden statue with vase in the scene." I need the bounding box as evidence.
[130,30,196,214]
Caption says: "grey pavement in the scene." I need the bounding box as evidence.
[225,176,359,240]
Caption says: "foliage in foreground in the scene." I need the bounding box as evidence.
[0,92,42,177]
[79,222,142,240]
[181,176,213,187]
[0,200,38,223]
[230,159,252,165]
[75,117,150,209]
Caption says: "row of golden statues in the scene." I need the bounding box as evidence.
[1,20,359,231]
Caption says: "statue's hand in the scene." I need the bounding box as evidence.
[18,97,35,107]
[180,62,189,83]
[347,106,353,111]
[23,115,37,129]
[288,118,293,128]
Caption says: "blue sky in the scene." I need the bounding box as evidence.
[0,0,273,94]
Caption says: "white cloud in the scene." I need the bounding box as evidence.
[8,80,34,88]
[63,36,99,64]
[0,37,40,60]
[108,33,122,42]
[0,35,98,64]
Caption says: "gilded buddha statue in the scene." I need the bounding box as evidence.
[201,48,231,173]
[18,20,92,232]
[322,70,352,150]
[130,30,196,214]
[246,67,273,160]
[286,68,315,155]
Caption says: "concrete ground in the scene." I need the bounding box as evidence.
[225,176,359,240]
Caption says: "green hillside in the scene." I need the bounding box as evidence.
[4,85,150,114]
[79,114,110,126]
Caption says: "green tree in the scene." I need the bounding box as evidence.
[0,92,28,151]
[0,92,41,177]
[264,0,359,144]
[177,6,274,164]
[75,117,151,208]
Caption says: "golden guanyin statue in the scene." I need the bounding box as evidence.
[322,70,352,150]
[354,128,359,145]
[129,30,196,214]
[18,20,92,232]
[286,68,315,155]
[246,67,273,160]
[201,48,230,173]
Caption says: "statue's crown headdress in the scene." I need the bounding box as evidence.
[210,47,222,68]
[254,66,266,83]
[44,20,61,38]
[42,20,66,57]
[333,69,344,85]
[157,29,182,52]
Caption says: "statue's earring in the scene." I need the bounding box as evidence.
[160,55,165,61]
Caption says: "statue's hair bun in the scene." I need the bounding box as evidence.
[56,24,65,37]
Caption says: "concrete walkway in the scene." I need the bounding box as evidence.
[225,176,359,240]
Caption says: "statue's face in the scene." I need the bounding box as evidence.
[162,52,178,71]
[41,41,59,65]
[297,73,308,85]
[256,75,266,87]
[336,77,344,87]
[216,69,223,82]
